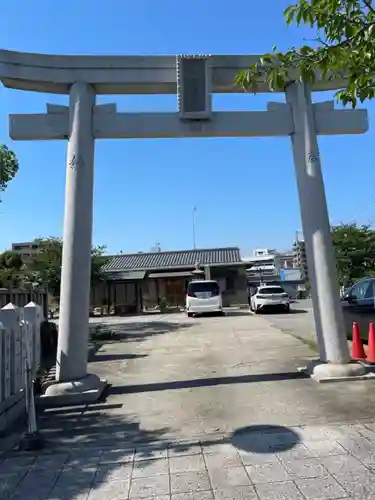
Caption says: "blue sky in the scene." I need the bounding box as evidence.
[0,0,373,256]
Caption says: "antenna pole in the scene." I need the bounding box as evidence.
[192,207,197,250]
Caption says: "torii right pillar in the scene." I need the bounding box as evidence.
[285,80,366,381]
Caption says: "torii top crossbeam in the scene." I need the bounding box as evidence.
[0,49,345,94]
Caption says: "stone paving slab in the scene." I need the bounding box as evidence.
[1,422,375,499]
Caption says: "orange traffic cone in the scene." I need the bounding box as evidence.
[351,322,366,360]
[367,323,375,364]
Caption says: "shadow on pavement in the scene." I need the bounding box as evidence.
[2,395,301,500]
[231,424,300,453]
[90,320,192,344]
[38,403,124,416]
[260,309,308,315]
[0,401,174,500]
[90,353,148,363]
[223,310,252,317]
[108,370,309,395]
[288,309,308,315]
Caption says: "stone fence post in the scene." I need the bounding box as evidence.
[0,304,24,396]
[23,301,43,375]
[0,320,10,405]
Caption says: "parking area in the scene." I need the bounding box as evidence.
[5,310,375,500]
[47,309,375,444]
[260,297,375,345]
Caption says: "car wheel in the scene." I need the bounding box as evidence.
[187,312,193,318]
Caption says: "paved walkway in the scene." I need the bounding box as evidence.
[3,311,375,499]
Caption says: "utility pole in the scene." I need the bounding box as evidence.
[192,206,197,250]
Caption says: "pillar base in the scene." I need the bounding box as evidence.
[38,373,107,407]
[17,432,44,452]
[298,360,369,383]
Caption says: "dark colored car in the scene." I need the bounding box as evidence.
[342,277,375,341]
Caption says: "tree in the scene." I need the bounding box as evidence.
[26,238,110,298]
[235,0,375,108]
[91,245,110,287]
[331,222,375,287]
[0,145,19,199]
[28,238,64,297]
[0,250,25,287]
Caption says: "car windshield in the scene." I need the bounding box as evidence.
[258,287,285,295]
[188,281,220,294]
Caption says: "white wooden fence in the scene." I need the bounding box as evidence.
[0,302,43,433]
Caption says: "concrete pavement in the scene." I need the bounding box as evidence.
[261,300,317,349]
[3,311,375,499]
[84,310,375,431]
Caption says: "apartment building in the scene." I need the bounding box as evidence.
[278,252,295,269]
[244,249,280,282]
[244,246,305,297]
[11,241,39,260]
[293,239,309,280]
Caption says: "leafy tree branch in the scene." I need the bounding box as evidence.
[235,0,375,107]
[0,144,19,200]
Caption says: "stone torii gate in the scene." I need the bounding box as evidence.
[0,50,368,401]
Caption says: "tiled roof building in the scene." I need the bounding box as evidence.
[102,247,242,272]
[92,246,248,314]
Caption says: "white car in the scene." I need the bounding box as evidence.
[250,285,290,314]
[186,280,224,317]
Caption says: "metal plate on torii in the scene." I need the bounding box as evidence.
[176,55,212,120]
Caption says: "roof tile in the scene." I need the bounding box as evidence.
[102,247,242,272]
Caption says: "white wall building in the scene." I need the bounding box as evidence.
[243,248,304,297]
[244,249,280,280]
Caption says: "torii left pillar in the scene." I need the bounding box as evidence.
[45,82,106,402]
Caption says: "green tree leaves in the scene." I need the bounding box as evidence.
[0,238,110,296]
[0,251,25,288]
[29,238,65,297]
[235,0,375,107]
[27,238,109,298]
[0,144,19,199]
[332,223,375,287]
